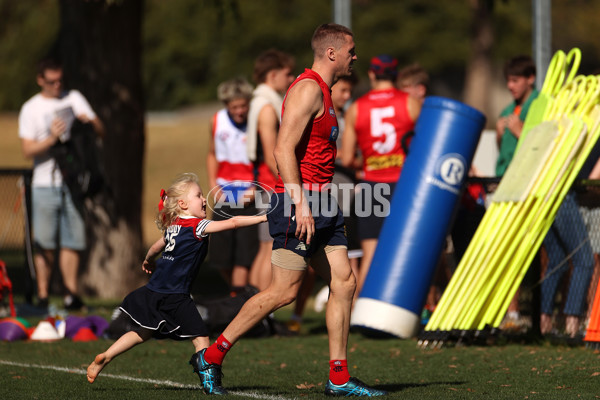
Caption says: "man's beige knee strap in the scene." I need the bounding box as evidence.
[271,248,309,271]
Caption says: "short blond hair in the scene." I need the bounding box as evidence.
[156,173,199,231]
[217,77,253,104]
[311,23,353,58]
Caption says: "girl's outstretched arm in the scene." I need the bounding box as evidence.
[142,237,166,274]
[204,214,267,234]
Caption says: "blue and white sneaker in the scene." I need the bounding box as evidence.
[324,377,387,397]
[189,349,228,395]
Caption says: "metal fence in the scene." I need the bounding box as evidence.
[0,169,35,302]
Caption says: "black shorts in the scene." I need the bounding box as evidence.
[120,286,208,340]
[209,204,259,270]
[268,191,347,258]
[355,180,396,240]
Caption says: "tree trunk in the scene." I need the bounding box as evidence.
[53,0,146,298]
[463,0,494,120]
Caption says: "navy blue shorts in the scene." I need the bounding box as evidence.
[356,180,396,240]
[268,191,347,258]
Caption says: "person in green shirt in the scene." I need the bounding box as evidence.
[495,55,538,177]
[495,56,539,331]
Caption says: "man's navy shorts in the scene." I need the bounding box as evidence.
[356,180,396,240]
[268,191,347,258]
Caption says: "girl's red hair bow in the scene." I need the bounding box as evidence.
[158,189,167,211]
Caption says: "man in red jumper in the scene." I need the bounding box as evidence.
[191,23,386,397]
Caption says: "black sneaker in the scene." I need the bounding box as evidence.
[36,298,49,309]
[189,349,228,395]
[64,295,85,311]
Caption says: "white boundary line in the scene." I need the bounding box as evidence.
[0,360,296,400]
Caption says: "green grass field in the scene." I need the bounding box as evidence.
[2,308,600,400]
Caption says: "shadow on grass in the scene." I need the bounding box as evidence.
[231,381,468,396]
[300,325,406,339]
[379,380,467,393]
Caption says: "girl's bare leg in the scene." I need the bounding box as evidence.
[87,330,150,383]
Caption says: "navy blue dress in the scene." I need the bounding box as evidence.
[120,216,211,339]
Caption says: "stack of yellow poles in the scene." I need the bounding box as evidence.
[421,49,600,345]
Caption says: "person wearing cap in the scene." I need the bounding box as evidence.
[340,54,421,298]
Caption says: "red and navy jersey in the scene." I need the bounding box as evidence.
[146,216,211,294]
[355,88,415,182]
[274,69,338,193]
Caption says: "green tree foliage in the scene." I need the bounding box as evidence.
[1,0,599,111]
[553,0,600,75]
[142,0,530,108]
[142,0,331,109]
[0,0,59,110]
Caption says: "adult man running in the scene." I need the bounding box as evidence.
[192,23,386,397]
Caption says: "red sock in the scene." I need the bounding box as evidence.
[203,335,232,365]
[329,360,350,385]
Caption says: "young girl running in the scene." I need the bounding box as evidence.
[86,173,265,394]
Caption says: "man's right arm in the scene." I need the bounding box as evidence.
[496,118,507,147]
[20,117,65,159]
[496,106,512,147]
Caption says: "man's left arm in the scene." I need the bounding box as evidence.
[77,114,105,138]
[274,80,322,244]
[71,91,105,138]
